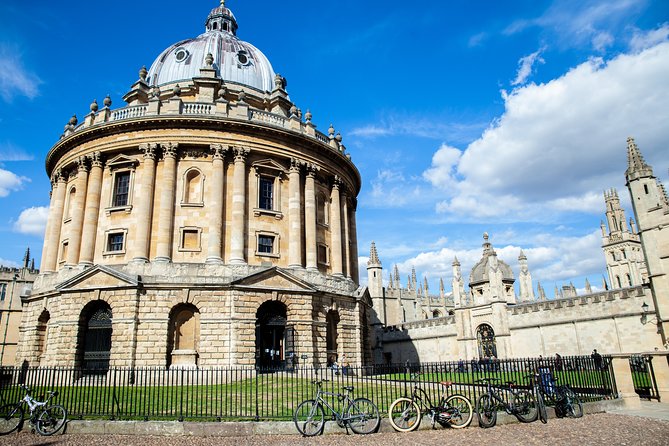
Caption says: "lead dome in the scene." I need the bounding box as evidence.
[146,0,275,92]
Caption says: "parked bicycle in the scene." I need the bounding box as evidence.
[293,379,380,436]
[388,373,473,432]
[540,378,583,419]
[525,374,548,424]
[0,385,67,436]
[475,377,537,428]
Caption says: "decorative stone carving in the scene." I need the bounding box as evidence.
[210,144,229,160]
[139,143,158,160]
[232,146,249,161]
[161,142,179,159]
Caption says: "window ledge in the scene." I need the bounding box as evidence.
[255,252,280,259]
[253,208,283,219]
[105,205,132,216]
[178,247,202,253]
[102,250,126,256]
[181,202,204,208]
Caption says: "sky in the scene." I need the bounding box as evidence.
[0,0,668,297]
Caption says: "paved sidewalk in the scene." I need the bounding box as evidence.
[607,400,669,421]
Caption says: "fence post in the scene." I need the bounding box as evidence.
[610,354,641,409]
[645,351,669,402]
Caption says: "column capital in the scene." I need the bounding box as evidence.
[232,146,250,162]
[210,143,229,161]
[139,142,159,160]
[305,163,320,178]
[89,151,104,168]
[160,142,179,159]
[332,175,342,190]
[76,156,89,173]
[52,168,66,184]
[289,157,304,173]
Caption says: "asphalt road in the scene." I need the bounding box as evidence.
[0,413,666,446]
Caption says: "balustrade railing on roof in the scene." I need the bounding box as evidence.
[183,103,213,115]
[110,105,148,121]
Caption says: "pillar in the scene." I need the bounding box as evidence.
[288,158,303,268]
[229,146,249,264]
[66,157,89,266]
[342,193,351,278]
[304,164,318,271]
[40,170,67,272]
[133,143,158,262]
[206,144,227,264]
[330,177,343,276]
[349,200,359,283]
[79,152,103,265]
[155,142,178,262]
[610,354,642,409]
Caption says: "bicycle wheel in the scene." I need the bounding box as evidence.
[388,397,421,432]
[536,392,548,424]
[444,394,473,428]
[564,390,583,418]
[346,398,380,435]
[0,404,23,435]
[476,394,497,428]
[293,400,325,436]
[512,390,538,423]
[35,404,67,436]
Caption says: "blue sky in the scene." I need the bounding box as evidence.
[1,0,668,295]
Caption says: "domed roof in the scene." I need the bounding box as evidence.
[146,1,276,93]
[469,233,514,285]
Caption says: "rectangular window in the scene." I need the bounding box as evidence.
[258,235,274,254]
[259,177,273,210]
[107,233,125,252]
[318,245,328,264]
[181,229,200,251]
[0,283,6,301]
[113,171,131,207]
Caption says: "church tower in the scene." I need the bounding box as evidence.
[625,137,669,343]
[601,188,647,289]
[367,242,386,325]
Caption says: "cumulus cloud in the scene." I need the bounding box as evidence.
[427,41,669,221]
[13,206,48,236]
[0,44,42,102]
[0,167,29,197]
[511,48,545,86]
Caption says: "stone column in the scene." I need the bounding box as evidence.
[133,143,158,262]
[288,158,303,268]
[304,164,318,271]
[330,177,343,276]
[349,200,359,283]
[66,157,89,267]
[610,354,642,409]
[40,170,67,272]
[229,147,249,264]
[79,152,103,265]
[206,144,227,264]
[155,142,178,262]
[342,193,351,278]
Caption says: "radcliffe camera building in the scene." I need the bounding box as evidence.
[17,2,669,370]
[19,1,369,370]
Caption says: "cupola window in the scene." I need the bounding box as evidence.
[175,48,189,63]
[237,51,249,66]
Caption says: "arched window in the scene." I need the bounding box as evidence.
[316,192,329,225]
[432,309,442,318]
[326,310,340,367]
[476,324,497,358]
[182,169,204,204]
[255,300,292,370]
[65,186,76,220]
[36,310,50,362]
[77,301,112,374]
[167,303,200,367]
[626,273,632,287]
[616,275,622,288]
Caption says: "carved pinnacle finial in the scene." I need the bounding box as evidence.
[139,65,148,81]
[368,241,381,266]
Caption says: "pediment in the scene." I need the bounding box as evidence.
[252,159,286,174]
[106,154,139,169]
[56,265,139,291]
[231,267,316,293]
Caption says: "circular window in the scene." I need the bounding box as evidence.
[237,51,249,65]
[175,48,189,63]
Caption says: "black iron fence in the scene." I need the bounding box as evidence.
[0,355,615,421]
[629,354,660,401]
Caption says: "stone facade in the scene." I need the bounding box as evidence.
[371,137,668,363]
[18,2,370,370]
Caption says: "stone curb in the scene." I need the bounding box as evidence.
[62,400,618,437]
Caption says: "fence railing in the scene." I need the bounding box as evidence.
[629,354,660,401]
[0,355,615,421]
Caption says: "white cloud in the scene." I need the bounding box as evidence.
[629,23,669,52]
[0,167,29,197]
[0,44,41,102]
[512,48,545,86]
[13,206,48,237]
[0,142,34,161]
[350,113,486,142]
[468,32,488,48]
[0,257,20,268]
[426,41,669,221]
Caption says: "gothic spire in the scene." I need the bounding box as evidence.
[625,136,653,179]
[367,241,381,266]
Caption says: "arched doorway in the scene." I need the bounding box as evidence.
[476,324,497,359]
[78,301,112,373]
[326,310,340,367]
[255,301,293,369]
[36,310,50,363]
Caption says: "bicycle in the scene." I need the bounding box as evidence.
[525,374,548,424]
[388,373,473,432]
[293,379,380,436]
[0,384,67,436]
[475,378,537,428]
[542,379,583,419]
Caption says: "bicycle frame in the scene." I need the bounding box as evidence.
[312,385,355,423]
[408,384,444,415]
[481,381,521,414]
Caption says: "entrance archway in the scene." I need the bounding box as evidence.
[326,310,340,367]
[78,301,112,373]
[476,324,497,358]
[255,301,293,369]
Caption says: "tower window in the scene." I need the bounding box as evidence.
[113,172,130,207]
[259,177,274,210]
[644,184,649,194]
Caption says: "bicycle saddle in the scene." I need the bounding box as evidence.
[342,386,354,392]
[439,381,453,388]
